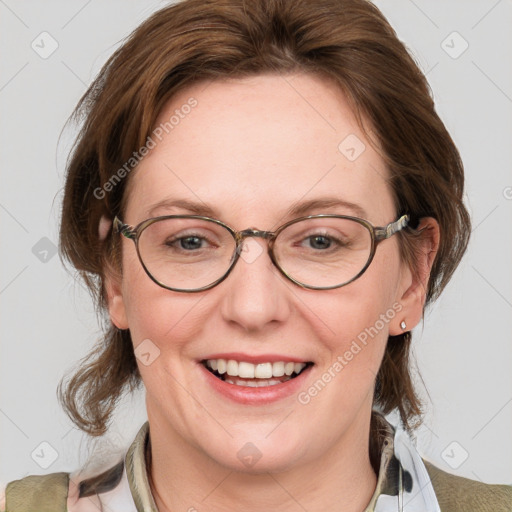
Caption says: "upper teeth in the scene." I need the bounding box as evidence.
[205,359,307,379]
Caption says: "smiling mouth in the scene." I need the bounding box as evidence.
[201,359,314,387]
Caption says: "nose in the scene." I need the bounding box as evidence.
[218,237,291,332]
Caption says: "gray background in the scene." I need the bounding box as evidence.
[1,0,511,488]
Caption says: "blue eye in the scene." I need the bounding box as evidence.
[176,236,205,250]
[164,234,211,251]
[306,235,332,250]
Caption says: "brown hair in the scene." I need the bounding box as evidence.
[58,0,470,437]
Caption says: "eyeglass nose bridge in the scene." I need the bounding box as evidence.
[227,227,286,286]
[235,228,276,245]
[232,228,280,267]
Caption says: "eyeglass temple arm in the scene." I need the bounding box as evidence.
[374,214,410,241]
[113,216,136,240]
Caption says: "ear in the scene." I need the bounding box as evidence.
[104,263,129,330]
[389,217,440,335]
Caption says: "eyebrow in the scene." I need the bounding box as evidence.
[146,198,218,218]
[286,198,367,219]
[145,197,368,222]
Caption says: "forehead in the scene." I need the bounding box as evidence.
[126,73,395,226]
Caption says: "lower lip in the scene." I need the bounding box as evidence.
[199,363,313,405]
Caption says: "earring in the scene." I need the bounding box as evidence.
[400,320,407,330]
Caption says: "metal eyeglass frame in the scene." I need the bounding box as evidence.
[113,213,410,293]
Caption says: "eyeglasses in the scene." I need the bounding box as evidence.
[113,213,409,292]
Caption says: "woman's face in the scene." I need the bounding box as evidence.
[108,73,419,472]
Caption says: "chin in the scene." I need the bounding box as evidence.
[201,429,309,475]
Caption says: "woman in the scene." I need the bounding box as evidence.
[2,0,511,510]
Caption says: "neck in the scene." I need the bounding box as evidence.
[147,409,380,512]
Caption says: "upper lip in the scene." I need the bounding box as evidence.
[200,352,312,364]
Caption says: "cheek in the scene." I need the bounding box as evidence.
[317,257,400,341]
[121,266,211,415]
[120,250,205,351]
[304,245,403,374]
